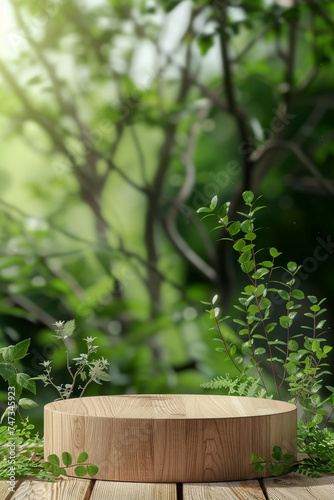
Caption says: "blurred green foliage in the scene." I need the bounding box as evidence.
[0,0,333,432]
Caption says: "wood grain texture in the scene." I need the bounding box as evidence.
[0,481,14,500]
[263,474,334,500]
[90,481,177,500]
[183,481,266,499]
[44,395,297,482]
[9,478,92,500]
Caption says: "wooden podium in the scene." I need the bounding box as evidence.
[44,394,297,482]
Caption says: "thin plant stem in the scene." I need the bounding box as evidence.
[278,283,293,391]
[245,305,268,395]
[211,304,243,374]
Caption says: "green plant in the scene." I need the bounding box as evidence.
[0,320,107,481]
[43,451,99,480]
[0,418,45,481]
[0,338,38,417]
[35,320,111,399]
[0,419,99,482]
[198,191,334,476]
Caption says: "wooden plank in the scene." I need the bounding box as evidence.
[183,480,266,499]
[263,474,334,500]
[10,478,92,500]
[90,481,177,500]
[0,481,15,500]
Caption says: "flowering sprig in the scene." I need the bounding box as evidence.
[35,320,111,399]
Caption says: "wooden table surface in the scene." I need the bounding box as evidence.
[1,475,334,500]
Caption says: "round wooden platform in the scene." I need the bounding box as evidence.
[44,394,297,483]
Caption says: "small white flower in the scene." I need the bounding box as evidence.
[84,336,97,344]
[53,321,65,329]
[40,360,52,367]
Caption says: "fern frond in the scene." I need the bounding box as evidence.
[201,373,263,397]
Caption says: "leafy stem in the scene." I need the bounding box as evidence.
[210,303,243,374]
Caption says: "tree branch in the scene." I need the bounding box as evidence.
[164,104,218,283]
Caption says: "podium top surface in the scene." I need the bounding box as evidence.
[44,394,296,420]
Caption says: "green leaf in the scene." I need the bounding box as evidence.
[210,195,218,210]
[197,207,211,213]
[74,466,87,477]
[212,294,218,305]
[233,239,245,251]
[254,348,266,355]
[252,268,269,279]
[245,232,256,240]
[63,320,75,337]
[287,262,297,273]
[217,202,230,219]
[251,452,263,464]
[242,191,254,203]
[47,454,60,466]
[280,316,292,328]
[233,319,247,326]
[310,305,320,312]
[241,245,254,255]
[259,298,271,311]
[198,34,214,56]
[97,372,112,382]
[288,340,299,351]
[316,319,327,330]
[50,464,62,477]
[252,206,266,214]
[241,261,255,273]
[16,373,36,395]
[278,290,289,300]
[307,295,318,304]
[266,323,277,333]
[230,345,237,357]
[62,452,72,467]
[270,248,282,258]
[210,307,220,319]
[259,261,273,268]
[291,289,305,300]
[239,250,252,264]
[229,221,241,236]
[77,451,89,463]
[0,363,16,381]
[3,338,30,362]
[256,284,265,297]
[215,347,226,353]
[87,464,99,477]
[254,462,266,472]
[241,220,253,233]
[18,398,38,409]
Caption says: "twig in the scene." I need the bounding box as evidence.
[129,125,148,185]
[7,294,56,328]
[164,104,218,283]
[219,18,254,192]
[256,141,334,196]
[233,24,273,63]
